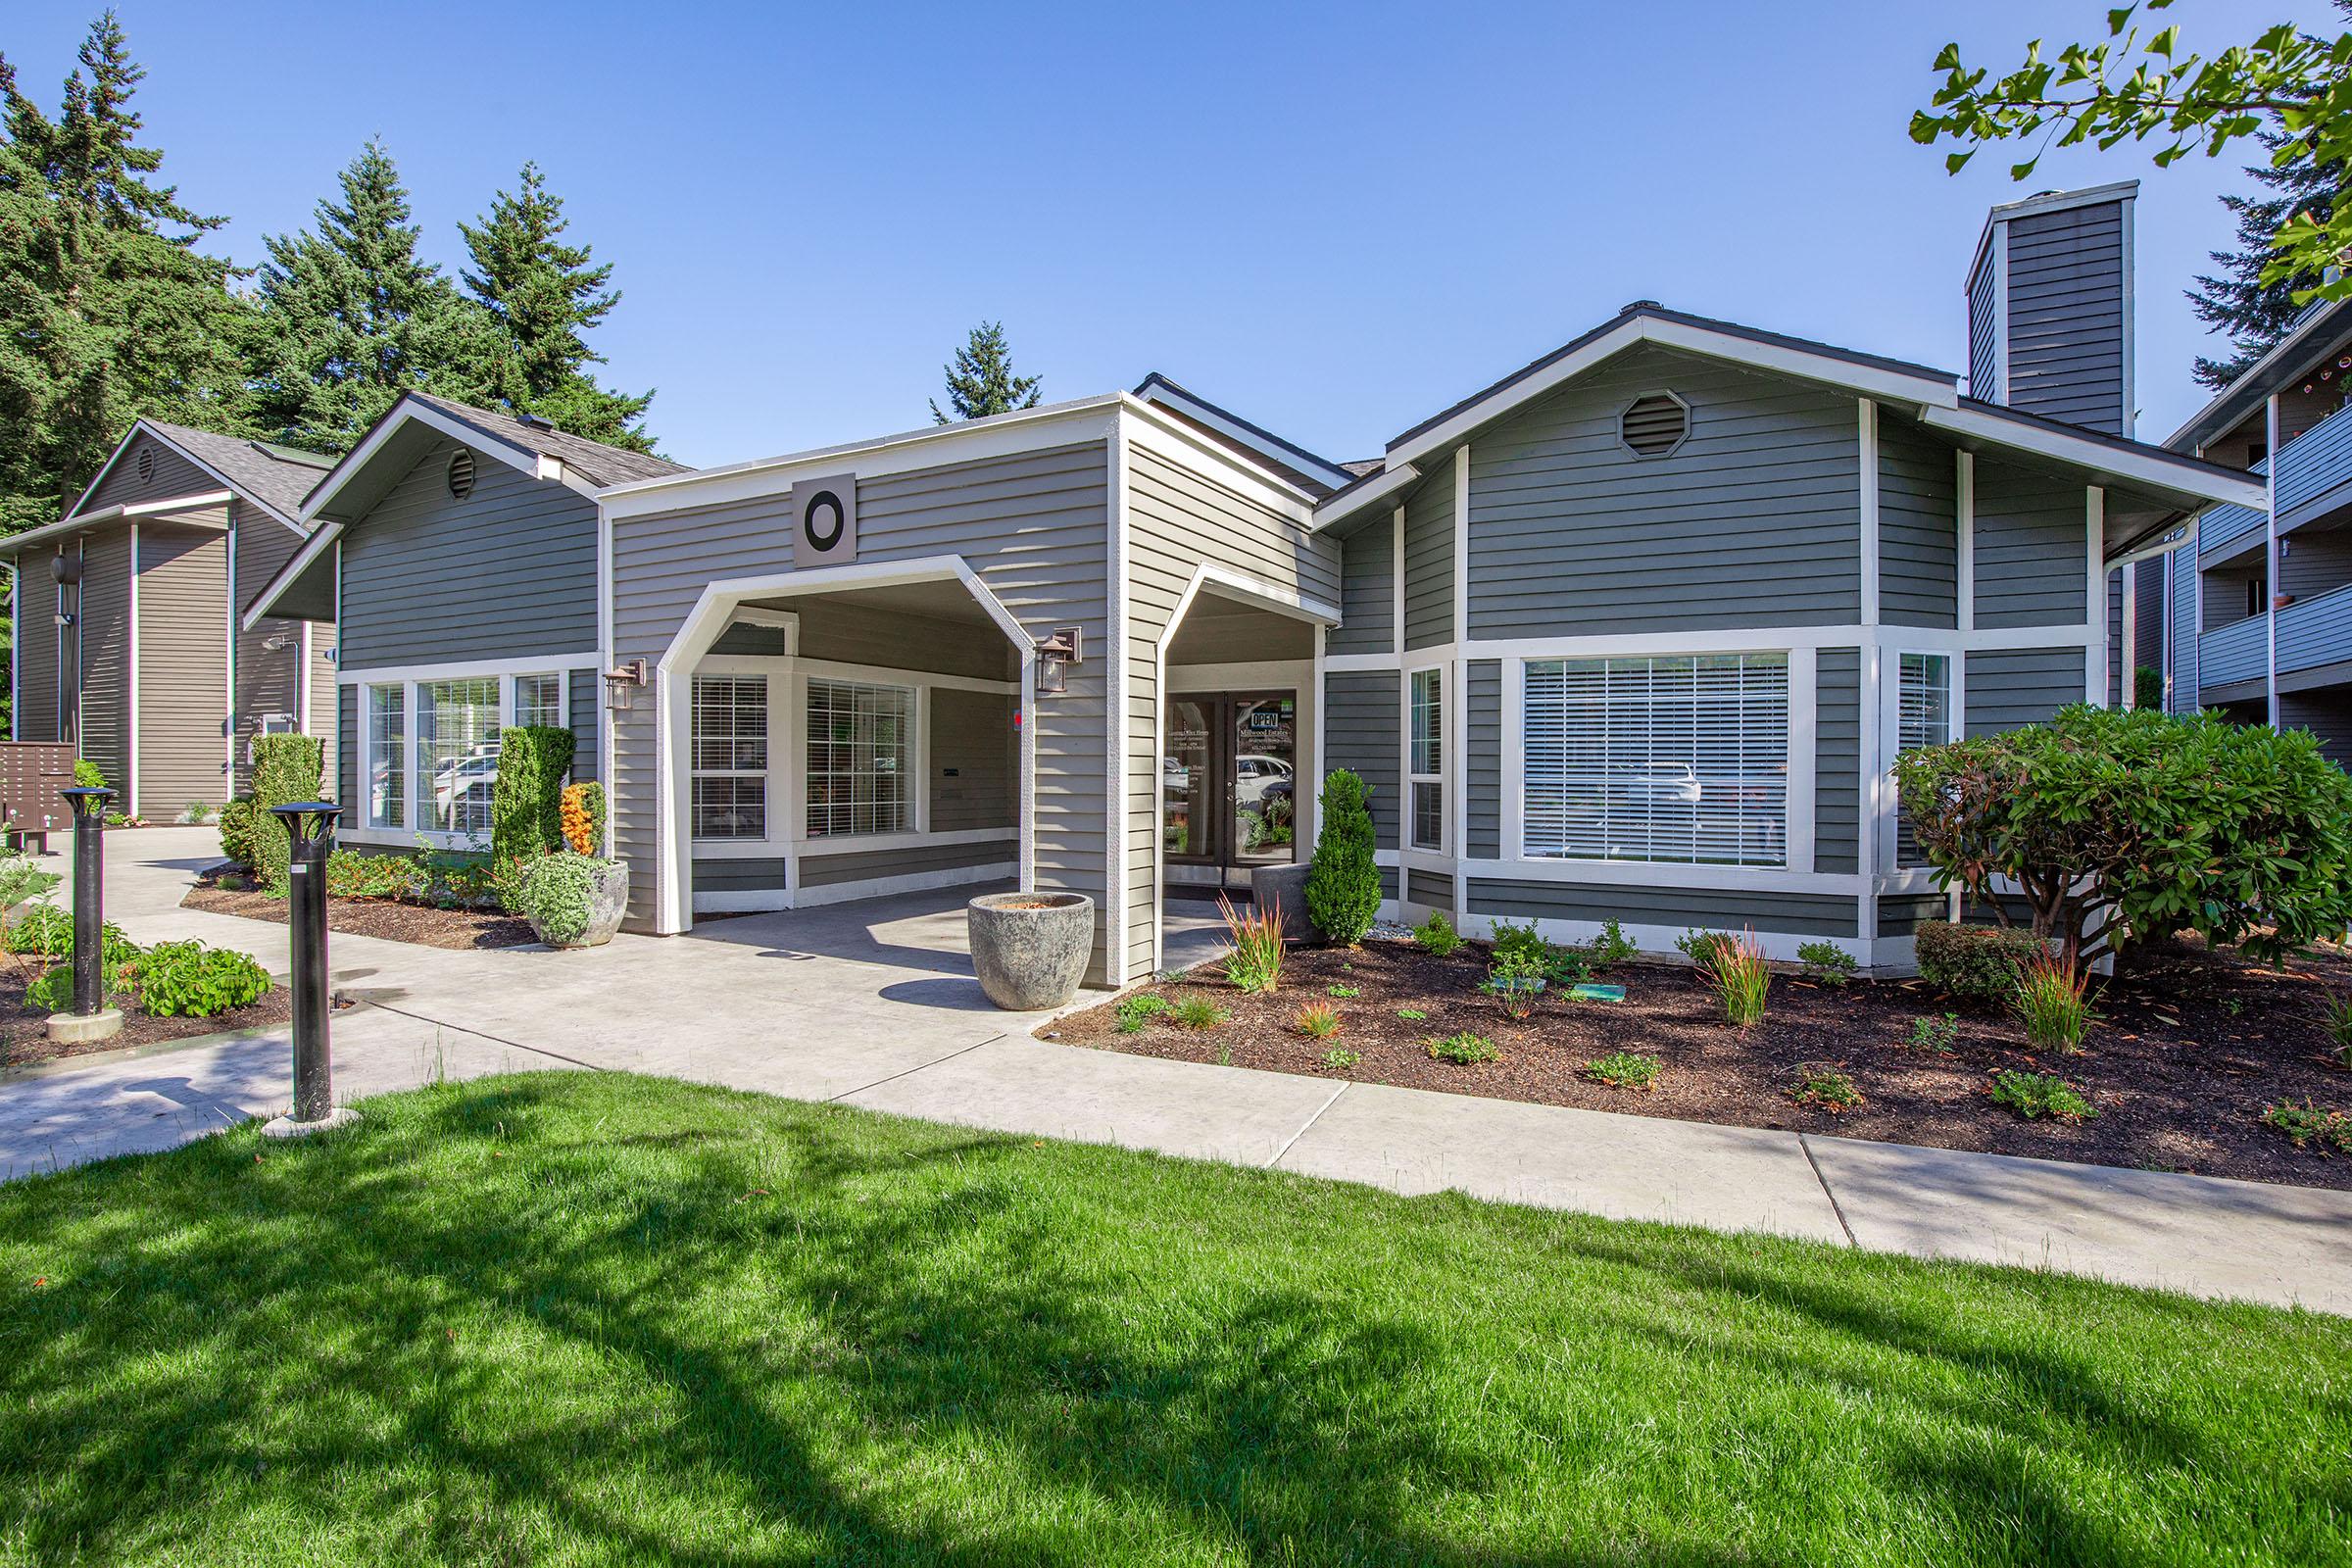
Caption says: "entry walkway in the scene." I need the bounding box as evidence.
[6,827,2350,1316]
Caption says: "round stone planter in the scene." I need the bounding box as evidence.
[1248,861,1316,944]
[968,891,1095,1010]
[529,858,630,949]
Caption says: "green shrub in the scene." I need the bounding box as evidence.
[1788,1061,1863,1113]
[512,853,614,945]
[323,849,430,903]
[1906,1012,1960,1052]
[1676,929,1734,968]
[1219,893,1284,994]
[72,759,105,791]
[177,801,210,825]
[1796,940,1856,986]
[1491,918,1589,986]
[1893,706,2352,966]
[1113,994,1170,1034]
[1304,769,1381,946]
[2134,665,2163,711]
[24,963,74,1012]
[491,726,576,864]
[1586,1050,1660,1091]
[133,941,270,1018]
[1319,1046,1360,1069]
[1915,921,2042,1005]
[1484,949,1547,1020]
[2260,1100,2351,1152]
[249,734,325,891]
[1413,910,1462,956]
[0,857,63,934]
[417,846,496,908]
[2015,952,2091,1053]
[1427,1030,1496,1064]
[1168,997,1229,1031]
[3,904,139,968]
[1989,1069,2097,1122]
[216,798,260,869]
[1588,918,1637,968]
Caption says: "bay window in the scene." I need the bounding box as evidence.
[1409,667,1444,851]
[691,674,768,840]
[1522,652,1788,866]
[807,678,910,838]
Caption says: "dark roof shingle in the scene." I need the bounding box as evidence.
[135,419,335,522]
[404,393,688,487]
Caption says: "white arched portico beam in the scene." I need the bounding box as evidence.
[652,555,1035,935]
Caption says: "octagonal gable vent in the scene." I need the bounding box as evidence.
[135,446,155,483]
[1619,393,1690,458]
[447,449,476,500]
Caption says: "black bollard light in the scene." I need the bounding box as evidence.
[269,802,346,1132]
[49,787,121,1043]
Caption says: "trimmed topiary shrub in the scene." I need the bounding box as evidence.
[249,735,325,891]
[1304,768,1381,947]
[132,941,270,1017]
[217,798,260,869]
[73,759,105,791]
[560,780,606,856]
[1915,920,2043,1005]
[492,726,575,864]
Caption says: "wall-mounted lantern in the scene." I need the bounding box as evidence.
[604,657,649,711]
[1035,626,1084,695]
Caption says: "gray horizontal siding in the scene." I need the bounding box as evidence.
[1469,879,1859,938]
[337,684,358,812]
[1878,892,1949,940]
[1401,453,1453,650]
[694,858,787,893]
[1406,867,1454,907]
[2003,200,2127,437]
[1967,251,1998,400]
[568,668,600,784]
[339,438,598,668]
[1972,459,2087,629]
[1322,670,1398,852]
[1466,659,1499,858]
[1328,515,1395,655]
[1878,414,1957,627]
[1378,865,1398,901]
[1814,647,1860,874]
[1966,647,2086,735]
[798,837,1013,887]
[929,687,1016,832]
[1466,346,1862,639]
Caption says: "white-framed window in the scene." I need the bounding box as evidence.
[418,677,501,837]
[1895,652,1952,868]
[1409,666,1444,852]
[367,684,406,829]
[1521,652,1789,866]
[513,671,564,729]
[807,677,911,838]
[691,674,768,840]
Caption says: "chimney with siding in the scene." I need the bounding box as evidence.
[1965,180,2138,437]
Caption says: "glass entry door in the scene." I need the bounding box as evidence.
[1164,691,1298,881]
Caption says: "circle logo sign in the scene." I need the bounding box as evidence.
[804,489,846,552]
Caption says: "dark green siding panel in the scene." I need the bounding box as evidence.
[1402,454,1453,650]
[1378,865,1398,901]
[567,669,600,784]
[1329,516,1395,655]
[1878,414,1957,627]
[1814,647,1861,873]
[337,684,358,808]
[1878,892,1949,939]
[1469,879,1858,937]
[1973,458,2087,629]
[1323,670,1399,851]
[798,838,1013,887]
[1966,647,2085,735]
[1406,867,1454,907]
[1464,345,1862,638]
[1466,660,1499,858]
[693,858,787,893]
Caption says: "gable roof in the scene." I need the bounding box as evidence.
[2165,297,2352,454]
[1129,373,1353,495]
[61,417,334,533]
[401,392,687,489]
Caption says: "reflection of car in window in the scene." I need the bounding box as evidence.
[1236,754,1295,808]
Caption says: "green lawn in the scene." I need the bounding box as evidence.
[1,1073,2345,1565]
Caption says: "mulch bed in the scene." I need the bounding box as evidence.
[1045,935,2352,1191]
[181,869,539,951]
[0,948,291,1071]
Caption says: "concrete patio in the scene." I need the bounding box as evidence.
[5,825,2350,1317]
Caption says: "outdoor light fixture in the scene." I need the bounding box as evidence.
[604,657,648,711]
[1035,626,1083,696]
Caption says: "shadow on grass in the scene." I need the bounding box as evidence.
[0,1072,2343,1565]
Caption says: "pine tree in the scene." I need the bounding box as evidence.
[929,321,1043,422]
[459,162,653,451]
[248,140,501,451]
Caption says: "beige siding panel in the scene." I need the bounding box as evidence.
[76,532,132,789]
[15,559,59,743]
[133,522,228,813]
[82,437,217,514]
[232,497,311,795]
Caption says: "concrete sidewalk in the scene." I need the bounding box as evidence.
[9,826,2350,1316]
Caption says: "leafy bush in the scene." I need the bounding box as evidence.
[217,798,259,869]
[323,849,431,903]
[1484,950,1547,1021]
[1589,918,1637,968]
[249,735,325,891]
[1413,910,1462,956]
[1395,1007,1427,1021]
[1492,918,1590,986]
[2134,665,2163,710]
[1168,997,1228,1030]
[1586,1051,1660,1091]
[1796,941,1856,986]
[0,857,62,933]
[1906,1012,1960,1052]
[1676,929,1734,969]
[511,853,616,946]
[1319,1046,1360,1069]
[24,963,74,1012]
[1219,893,1284,994]
[1113,994,1170,1034]
[1705,930,1770,1028]
[1788,1062,1864,1113]
[1892,706,2352,966]
[72,759,105,791]
[1295,1001,1342,1040]
[177,801,211,825]
[133,941,270,1018]
[1304,769,1381,946]
[4,904,139,967]
[2260,1100,2351,1152]
[2015,952,2091,1053]
[492,726,575,864]
[561,781,606,856]
[1427,1030,1496,1064]
[1915,921,2043,1005]
[416,846,497,908]
[1989,1069,2097,1122]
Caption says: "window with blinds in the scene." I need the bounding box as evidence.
[807,678,910,838]
[1409,667,1444,851]
[692,675,768,840]
[1894,653,1951,867]
[513,671,564,729]
[1522,653,1788,866]
[418,678,501,837]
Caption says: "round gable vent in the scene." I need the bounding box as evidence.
[447,450,476,500]
[135,446,155,483]
[1619,392,1690,458]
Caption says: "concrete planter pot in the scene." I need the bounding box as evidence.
[529,858,629,949]
[1249,862,1316,944]
[968,891,1095,1010]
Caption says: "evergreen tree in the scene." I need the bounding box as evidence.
[459,162,652,451]
[2187,123,2343,390]
[1304,769,1381,946]
[248,140,500,451]
[929,320,1043,422]
[0,13,253,537]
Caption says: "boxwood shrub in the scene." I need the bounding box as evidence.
[249,735,325,891]
[492,727,575,864]
[216,798,260,869]
[1915,921,2042,1005]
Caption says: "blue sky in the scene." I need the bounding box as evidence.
[9,1,2332,467]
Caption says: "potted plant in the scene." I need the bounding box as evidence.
[967,890,1095,1009]
[514,852,630,948]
